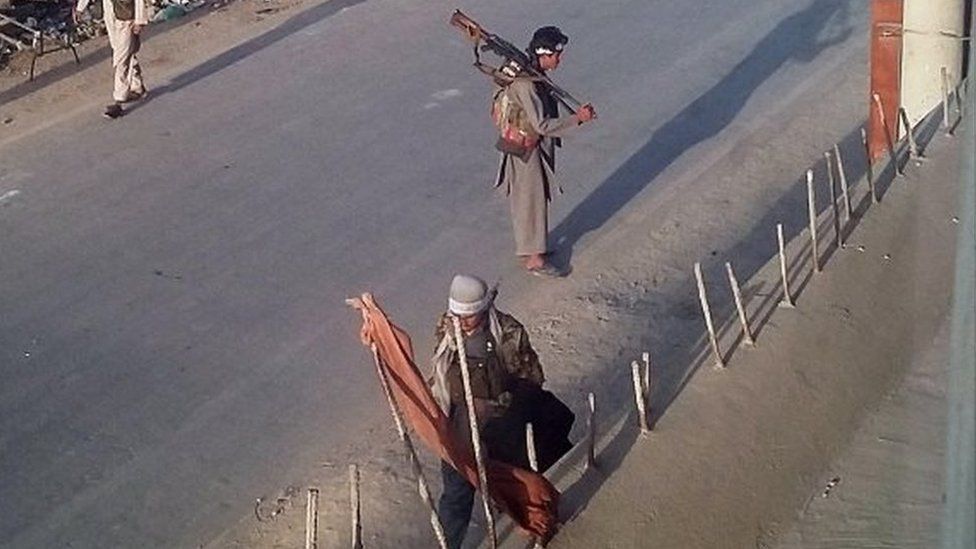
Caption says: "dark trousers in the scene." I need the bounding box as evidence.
[438,461,475,549]
[436,389,573,548]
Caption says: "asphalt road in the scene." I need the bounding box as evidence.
[0,0,865,546]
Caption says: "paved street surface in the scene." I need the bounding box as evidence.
[0,0,865,546]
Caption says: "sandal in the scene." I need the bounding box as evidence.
[528,263,567,278]
[124,88,149,102]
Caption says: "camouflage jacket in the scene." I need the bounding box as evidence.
[433,309,544,388]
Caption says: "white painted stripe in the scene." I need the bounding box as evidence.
[0,189,22,204]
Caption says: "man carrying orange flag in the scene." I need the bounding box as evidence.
[349,287,570,547]
[430,275,574,548]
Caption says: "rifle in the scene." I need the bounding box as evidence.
[449,9,585,113]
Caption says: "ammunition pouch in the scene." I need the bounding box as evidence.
[495,133,538,162]
[492,85,539,162]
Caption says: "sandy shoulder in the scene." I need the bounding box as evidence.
[549,87,959,549]
[205,16,960,549]
[4,3,959,547]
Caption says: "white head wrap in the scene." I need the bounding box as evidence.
[447,274,489,316]
[430,275,503,413]
[534,42,564,56]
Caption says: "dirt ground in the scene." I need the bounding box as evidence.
[550,123,959,549]
[774,321,949,549]
[203,15,960,549]
[0,0,328,147]
[2,1,962,547]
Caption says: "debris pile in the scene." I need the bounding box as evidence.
[151,0,206,23]
[0,0,208,71]
[0,0,82,70]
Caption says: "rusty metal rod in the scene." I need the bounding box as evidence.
[806,170,821,273]
[694,262,725,368]
[725,262,755,345]
[777,224,796,308]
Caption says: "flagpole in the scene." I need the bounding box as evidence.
[369,344,449,549]
[450,315,499,549]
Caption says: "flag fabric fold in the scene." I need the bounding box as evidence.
[348,293,559,542]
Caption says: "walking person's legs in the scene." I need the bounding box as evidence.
[509,176,548,267]
[102,0,144,119]
[510,183,563,277]
[126,32,146,97]
[102,15,135,117]
[438,461,475,549]
[110,22,139,101]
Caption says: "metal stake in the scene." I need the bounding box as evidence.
[369,345,449,549]
[525,423,538,473]
[872,92,903,176]
[349,466,362,549]
[825,151,842,248]
[725,262,754,345]
[834,143,852,223]
[306,488,320,549]
[861,127,878,203]
[806,170,821,273]
[694,262,725,368]
[641,352,651,400]
[631,361,650,435]
[450,316,498,549]
[525,423,544,549]
[941,66,954,134]
[586,392,597,470]
[898,107,923,163]
[777,224,795,308]
[642,351,652,427]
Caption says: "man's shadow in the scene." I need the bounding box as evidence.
[124,0,364,116]
[550,0,853,270]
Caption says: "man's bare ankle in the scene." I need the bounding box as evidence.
[524,255,546,269]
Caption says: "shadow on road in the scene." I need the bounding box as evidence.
[550,0,853,271]
[0,38,111,107]
[126,0,364,114]
[535,99,942,535]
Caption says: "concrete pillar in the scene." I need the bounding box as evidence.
[901,0,965,128]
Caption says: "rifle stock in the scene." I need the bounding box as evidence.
[450,10,486,43]
[449,9,585,112]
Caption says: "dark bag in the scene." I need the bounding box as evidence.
[482,383,575,472]
[112,0,135,21]
[521,387,574,471]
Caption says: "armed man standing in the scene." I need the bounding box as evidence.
[430,275,574,548]
[493,26,596,277]
[75,0,149,119]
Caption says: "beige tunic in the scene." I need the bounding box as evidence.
[494,77,580,256]
[76,0,148,102]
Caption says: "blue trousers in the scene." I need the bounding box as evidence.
[438,461,475,549]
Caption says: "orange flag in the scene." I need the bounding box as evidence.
[348,294,559,542]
